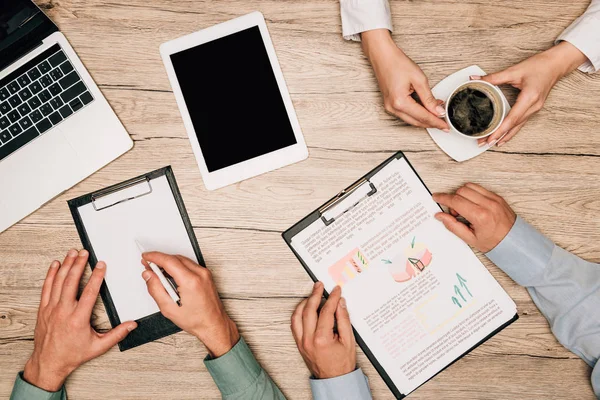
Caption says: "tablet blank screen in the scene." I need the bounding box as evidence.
[170,26,297,172]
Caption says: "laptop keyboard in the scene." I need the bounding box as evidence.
[0,43,94,161]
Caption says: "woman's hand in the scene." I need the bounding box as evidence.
[362,29,449,131]
[476,41,588,147]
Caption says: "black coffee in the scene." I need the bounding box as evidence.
[448,88,494,136]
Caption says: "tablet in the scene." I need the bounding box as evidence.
[160,12,308,190]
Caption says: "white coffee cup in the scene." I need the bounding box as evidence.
[445,80,506,139]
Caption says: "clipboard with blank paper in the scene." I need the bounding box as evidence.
[68,166,204,351]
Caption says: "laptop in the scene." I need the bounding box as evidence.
[0,0,133,233]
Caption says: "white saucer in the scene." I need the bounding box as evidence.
[426,65,511,162]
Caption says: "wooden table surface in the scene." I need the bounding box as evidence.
[1,0,599,398]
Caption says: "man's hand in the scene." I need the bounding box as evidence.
[433,183,517,253]
[291,282,356,379]
[141,252,239,358]
[362,29,448,131]
[475,41,588,147]
[24,250,137,392]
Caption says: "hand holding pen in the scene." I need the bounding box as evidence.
[136,240,180,305]
[140,252,240,357]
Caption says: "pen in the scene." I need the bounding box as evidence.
[135,240,181,306]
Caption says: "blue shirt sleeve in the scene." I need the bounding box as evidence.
[486,216,600,398]
[310,368,372,400]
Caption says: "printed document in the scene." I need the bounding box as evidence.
[291,157,516,394]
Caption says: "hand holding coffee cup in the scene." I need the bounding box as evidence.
[361,29,449,131]
[472,41,589,147]
[445,80,506,144]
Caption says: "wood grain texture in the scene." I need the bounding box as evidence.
[1,0,599,398]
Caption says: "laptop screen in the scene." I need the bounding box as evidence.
[0,0,43,52]
[0,0,57,70]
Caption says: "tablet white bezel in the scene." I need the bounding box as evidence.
[160,11,308,190]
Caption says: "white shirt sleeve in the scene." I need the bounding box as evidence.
[339,0,393,41]
[555,0,600,73]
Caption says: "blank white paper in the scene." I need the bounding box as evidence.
[78,175,197,322]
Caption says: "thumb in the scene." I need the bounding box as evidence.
[475,70,513,86]
[94,321,137,354]
[142,269,178,313]
[413,80,445,117]
[335,297,355,346]
[434,212,477,246]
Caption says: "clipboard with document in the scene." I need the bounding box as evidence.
[283,152,517,398]
[68,166,204,351]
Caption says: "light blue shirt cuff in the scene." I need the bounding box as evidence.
[485,216,555,287]
[10,372,66,400]
[310,368,372,400]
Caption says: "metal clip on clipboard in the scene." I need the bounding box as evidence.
[319,178,377,226]
[91,176,153,211]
